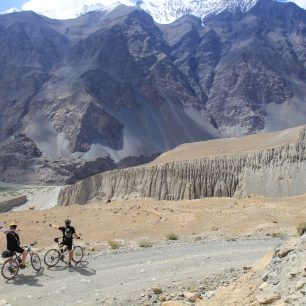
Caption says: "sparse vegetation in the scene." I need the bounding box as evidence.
[297,222,306,236]
[166,233,178,241]
[138,238,153,248]
[226,237,237,242]
[271,232,287,239]
[108,240,122,249]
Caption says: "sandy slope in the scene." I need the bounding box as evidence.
[149,125,304,165]
[1,195,306,249]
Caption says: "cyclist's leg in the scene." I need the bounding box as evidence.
[15,247,27,266]
[67,241,73,264]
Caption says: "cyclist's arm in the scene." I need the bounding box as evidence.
[0,226,8,233]
[73,232,80,239]
[49,224,60,229]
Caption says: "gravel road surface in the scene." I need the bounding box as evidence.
[0,237,280,306]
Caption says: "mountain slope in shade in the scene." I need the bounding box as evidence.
[161,0,306,136]
[0,0,305,184]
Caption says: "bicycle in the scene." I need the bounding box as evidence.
[44,237,84,267]
[1,242,41,280]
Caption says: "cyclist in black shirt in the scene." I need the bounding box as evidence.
[0,223,28,268]
[49,219,80,266]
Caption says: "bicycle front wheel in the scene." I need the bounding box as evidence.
[31,253,41,271]
[72,246,84,264]
[44,249,60,267]
[1,259,19,280]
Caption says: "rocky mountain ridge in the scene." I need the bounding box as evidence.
[2,0,260,22]
[138,0,259,24]
[0,0,306,184]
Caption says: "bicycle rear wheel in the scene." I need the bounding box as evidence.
[31,253,41,271]
[1,259,19,280]
[44,249,60,267]
[72,246,84,264]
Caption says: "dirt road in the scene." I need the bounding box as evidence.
[0,238,280,306]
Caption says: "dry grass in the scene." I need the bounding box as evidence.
[138,238,153,248]
[297,222,306,236]
[166,233,179,240]
[108,240,122,249]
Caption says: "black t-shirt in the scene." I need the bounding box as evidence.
[6,231,20,250]
[59,226,75,241]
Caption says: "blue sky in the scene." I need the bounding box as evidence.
[0,0,138,11]
[0,0,25,11]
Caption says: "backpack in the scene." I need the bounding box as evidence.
[2,250,14,258]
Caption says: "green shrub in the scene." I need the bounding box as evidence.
[166,233,178,241]
[297,222,306,236]
[108,240,121,249]
[271,232,287,239]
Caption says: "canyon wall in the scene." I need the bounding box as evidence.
[58,127,306,205]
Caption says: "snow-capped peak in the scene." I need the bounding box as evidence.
[137,0,260,24]
[1,0,259,22]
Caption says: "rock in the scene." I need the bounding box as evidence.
[296,280,306,290]
[152,288,163,295]
[274,239,298,258]
[262,272,269,282]
[259,283,268,291]
[256,292,281,304]
[284,293,303,303]
[183,292,202,303]
[243,266,252,272]
[159,295,167,302]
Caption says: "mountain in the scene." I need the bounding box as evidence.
[2,0,260,22]
[137,0,259,24]
[161,0,306,135]
[0,0,306,184]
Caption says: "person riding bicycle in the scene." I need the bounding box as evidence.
[49,219,80,267]
[0,223,28,268]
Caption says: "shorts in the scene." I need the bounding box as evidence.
[8,246,24,254]
[62,239,73,251]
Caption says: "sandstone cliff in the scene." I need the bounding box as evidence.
[58,125,306,205]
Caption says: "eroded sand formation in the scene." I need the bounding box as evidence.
[58,125,306,205]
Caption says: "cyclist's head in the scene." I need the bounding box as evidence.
[65,219,71,226]
[10,223,17,230]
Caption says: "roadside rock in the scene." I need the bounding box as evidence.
[206,237,306,305]
[255,292,281,304]
[152,288,163,295]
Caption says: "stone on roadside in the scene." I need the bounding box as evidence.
[296,280,306,290]
[183,291,202,303]
[159,295,167,302]
[152,288,163,295]
[256,292,281,304]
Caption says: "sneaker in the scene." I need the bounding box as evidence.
[68,262,72,267]
[19,264,26,269]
